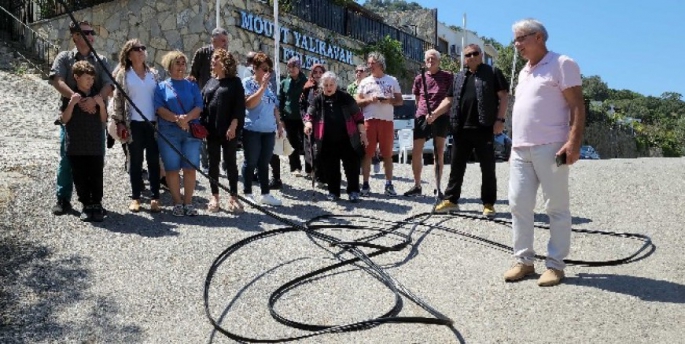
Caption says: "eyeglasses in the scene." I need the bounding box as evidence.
[76,30,96,36]
[514,32,536,43]
[355,70,365,73]
[131,46,146,52]
[464,51,480,58]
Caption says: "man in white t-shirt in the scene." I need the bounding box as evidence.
[503,19,586,287]
[354,52,403,196]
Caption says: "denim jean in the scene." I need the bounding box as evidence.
[56,125,73,201]
[157,120,202,171]
[242,130,275,195]
[509,142,571,270]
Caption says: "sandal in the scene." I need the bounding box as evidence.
[150,199,161,213]
[172,204,184,217]
[207,197,220,213]
[129,199,141,213]
[184,204,199,216]
[227,197,244,213]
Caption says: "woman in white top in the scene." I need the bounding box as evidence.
[110,39,162,213]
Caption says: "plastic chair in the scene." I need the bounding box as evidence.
[397,128,413,164]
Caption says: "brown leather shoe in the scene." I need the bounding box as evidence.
[149,199,161,213]
[538,268,565,287]
[129,199,141,213]
[504,263,535,282]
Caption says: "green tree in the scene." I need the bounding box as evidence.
[494,43,525,91]
[354,35,407,79]
[481,36,503,51]
[582,75,610,101]
[439,55,461,74]
[364,0,424,11]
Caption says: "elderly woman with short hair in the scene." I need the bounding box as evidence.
[304,71,368,202]
[154,50,203,216]
[202,48,245,213]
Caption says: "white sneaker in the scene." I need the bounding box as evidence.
[259,194,282,206]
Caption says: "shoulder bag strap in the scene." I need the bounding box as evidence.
[164,81,188,114]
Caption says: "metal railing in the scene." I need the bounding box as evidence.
[32,0,114,20]
[0,3,60,76]
[291,0,434,62]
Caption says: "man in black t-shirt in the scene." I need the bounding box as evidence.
[430,44,509,217]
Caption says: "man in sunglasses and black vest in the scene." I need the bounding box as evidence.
[49,20,113,216]
[431,43,509,217]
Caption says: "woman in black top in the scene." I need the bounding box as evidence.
[300,64,326,183]
[304,71,368,203]
[202,49,246,213]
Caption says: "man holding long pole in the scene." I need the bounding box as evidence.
[403,49,453,197]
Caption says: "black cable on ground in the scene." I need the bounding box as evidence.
[55,3,655,342]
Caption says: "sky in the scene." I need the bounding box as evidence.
[358,0,685,98]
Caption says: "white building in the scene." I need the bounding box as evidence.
[436,22,497,66]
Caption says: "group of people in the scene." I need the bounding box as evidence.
[48,17,584,287]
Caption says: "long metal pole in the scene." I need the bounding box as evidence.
[460,13,466,70]
[510,49,517,94]
[273,0,280,95]
[215,0,220,28]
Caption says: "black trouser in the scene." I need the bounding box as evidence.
[443,128,497,205]
[207,134,238,196]
[282,118,308,172]
[320,138,360,197]
[129,121,160,199]
[269,154,281,181]
[200,139,209,169]
[69,155,104,207]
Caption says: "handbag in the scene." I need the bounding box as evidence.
[164,81,208,139]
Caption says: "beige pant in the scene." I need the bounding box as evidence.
[509,142,571,270]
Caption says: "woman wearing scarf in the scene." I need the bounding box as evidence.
[300,64,326,184]
[304,71,368,202]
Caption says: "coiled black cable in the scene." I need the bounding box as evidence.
[55,3,654,342]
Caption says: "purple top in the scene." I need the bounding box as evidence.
[412,70,454,117]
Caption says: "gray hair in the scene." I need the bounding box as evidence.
[367,51,386,70]
[355,64,367,72]
[424,49,441,60]
[319,71,338,87]
[287,56,301,68]
[211,27,228,37]
[512,18,548,42]
[465,43,481,52]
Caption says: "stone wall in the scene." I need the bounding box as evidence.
[370,8,437,45]
[26,0,410,88]
[583,123,661,159]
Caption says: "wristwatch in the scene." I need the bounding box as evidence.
[496,118,506,123]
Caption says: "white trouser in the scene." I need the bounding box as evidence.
[509,142,571,270]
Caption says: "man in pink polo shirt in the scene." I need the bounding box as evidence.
[503,19,586,287]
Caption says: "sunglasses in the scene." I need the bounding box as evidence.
[355,70,365,73]
[131,46,146,52]
[74,30,96,36]
[464,51,480,58]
